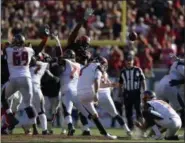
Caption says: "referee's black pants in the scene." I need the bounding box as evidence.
[123,90,142,130]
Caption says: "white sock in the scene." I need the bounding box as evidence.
[83,124,90,131]
[39,114,47,131]
[152,125,161,136]
[124,123,131,132]
[65,115,72,124]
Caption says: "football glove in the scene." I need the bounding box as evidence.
[84,8,94,20]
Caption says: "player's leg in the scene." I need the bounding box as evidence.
[164,117,182,140]
[98,91,131,135]
[18,77,38,134]
[44,96,54,134]
[111,101,123,127]
[32,84,48,134]
[61,90,75,136]
[72,95,91,135]
[82,101,117,139]
[1,111,9,134]
[142,110,163,139]
[3,80,19,131]
[58,102,67,134]
[164,85,182,111]
[47,96,59,133]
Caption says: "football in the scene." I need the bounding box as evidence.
[128,32,137,41]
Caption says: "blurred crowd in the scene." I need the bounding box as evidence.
[1,0,185,77]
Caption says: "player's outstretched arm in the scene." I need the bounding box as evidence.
[52,33,63,57]
[37,37,48,55]
[67,8,94,46]
[35,25,50,55]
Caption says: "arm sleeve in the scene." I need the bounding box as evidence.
[144,103,163,120]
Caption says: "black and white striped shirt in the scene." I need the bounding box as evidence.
[119,67,145,91]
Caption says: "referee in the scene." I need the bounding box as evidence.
[119,52,146,130]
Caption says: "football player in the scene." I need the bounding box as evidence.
[30,54,51,135]
[97,60,132,137]
[41,51,61,134]
[67,8,93,51]
[135,90,182,140]
[155,56,184,111]
[59,49,92,136]
[77,56,117,139]
[2,34,38,134]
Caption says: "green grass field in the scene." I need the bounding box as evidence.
[1,128,184,143]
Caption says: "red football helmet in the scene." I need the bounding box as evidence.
[76,35,91,45]
[94,56,108,71]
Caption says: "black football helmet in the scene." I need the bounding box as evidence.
[143,90,156,102]
[12,34,25,46]
[76,35,91,50]
[75,48,91,65]
[63,49,76,60]
[36,52,52,63]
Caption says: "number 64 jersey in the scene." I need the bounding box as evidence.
[6,46,34,79]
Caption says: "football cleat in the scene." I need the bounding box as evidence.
[82,130,91,136]
[105,133,117,140]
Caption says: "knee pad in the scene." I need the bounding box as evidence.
[25,106,36,119]
[62,103,70,117]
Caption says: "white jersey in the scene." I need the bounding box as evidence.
[6,46,34,79]
[99,72,110,92]
[147,100,180,119]
[77,63,102,93]
[168,61,184,80]
[30,61,49,85]
[157,61,184,89]
[60,59,81,92]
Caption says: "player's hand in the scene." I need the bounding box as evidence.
[169,79,180,86]
[111,82,120,88]
[44,24,50,36]
[84,8,94,20]
[40,24,50,38]
[51,33,59,41]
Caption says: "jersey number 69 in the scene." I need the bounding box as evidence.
[13,51,28,66]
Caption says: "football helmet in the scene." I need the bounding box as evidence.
[143,90,156,102]
[63,49,76,60]
[76,35,90,49]
[12,34,25,46]
[94,56,108,72]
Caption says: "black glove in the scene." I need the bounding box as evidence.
[39,24,50,37]
[169,79,184,87]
